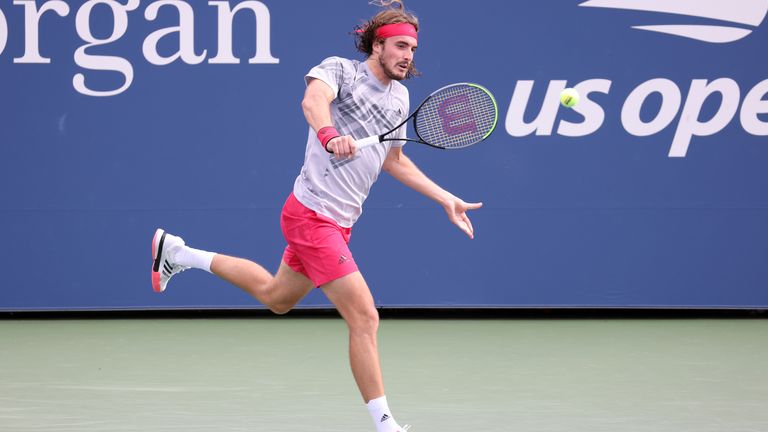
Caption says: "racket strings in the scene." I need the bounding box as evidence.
[415,84,497,149]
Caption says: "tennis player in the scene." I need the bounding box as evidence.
[151,1,481,431]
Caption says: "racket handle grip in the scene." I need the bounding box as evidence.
[355,135,381,150]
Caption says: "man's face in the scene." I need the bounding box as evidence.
[376,36,417,81]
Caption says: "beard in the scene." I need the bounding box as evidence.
[379,57,408,81]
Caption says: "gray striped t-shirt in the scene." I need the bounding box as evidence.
[293,57,410,228]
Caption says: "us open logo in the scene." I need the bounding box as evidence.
[579,0,768,43]
[502,1,768,158]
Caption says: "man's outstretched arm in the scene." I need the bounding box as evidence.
[382,147,482,239]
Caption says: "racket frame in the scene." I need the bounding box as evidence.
[357,82,498,150]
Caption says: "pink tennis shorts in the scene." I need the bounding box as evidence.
[280,193,358,287]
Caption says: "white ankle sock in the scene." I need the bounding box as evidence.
[367,396,403,432]
[171,245,215,273]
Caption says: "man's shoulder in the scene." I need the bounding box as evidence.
[316,56,360,70]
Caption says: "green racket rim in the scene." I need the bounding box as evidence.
[466,83,499,141]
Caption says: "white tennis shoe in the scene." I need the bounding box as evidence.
[151,228,188,292]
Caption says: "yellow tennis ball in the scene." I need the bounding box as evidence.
[560,88,579,108]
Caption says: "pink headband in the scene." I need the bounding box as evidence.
[375,23,418,40]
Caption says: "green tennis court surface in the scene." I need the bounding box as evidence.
[1,318,766,431]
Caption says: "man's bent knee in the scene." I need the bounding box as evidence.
[268,300,298,315]
[261,280,308,315]
[263,290,298,315]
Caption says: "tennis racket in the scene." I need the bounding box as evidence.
[355,82,498,150]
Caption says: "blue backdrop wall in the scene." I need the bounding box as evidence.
[1,0,767,310]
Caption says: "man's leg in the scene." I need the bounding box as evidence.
[321,271,383,401]
[211,257,315,314]
[154,228,314,314]
[321,271,408,432]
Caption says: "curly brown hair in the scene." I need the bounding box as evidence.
[353,0,421,78]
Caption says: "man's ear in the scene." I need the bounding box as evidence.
[371,39,384,57]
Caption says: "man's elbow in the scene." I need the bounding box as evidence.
[301,94,318,116]
[382,161,394,174]
[382,155,403,175]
